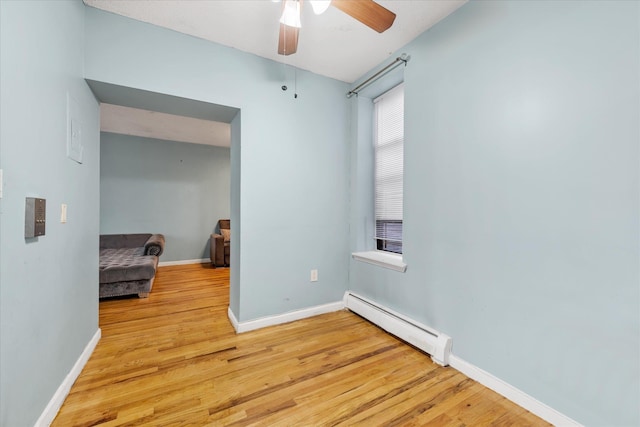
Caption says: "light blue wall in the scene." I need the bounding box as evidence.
[100,133,230,262]
[84,7,351,322]
[0,1,100,425]
[349,1,639,425]
[230,112,242,315]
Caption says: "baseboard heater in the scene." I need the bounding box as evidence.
[343,292,452,366]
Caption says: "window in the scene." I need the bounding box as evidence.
[374,83,404,254]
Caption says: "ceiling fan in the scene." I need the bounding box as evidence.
[277,0,397,56]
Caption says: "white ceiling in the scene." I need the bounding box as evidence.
[83,0,467,83]
[101,104,231,147]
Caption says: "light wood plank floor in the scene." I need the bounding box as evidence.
[53,263,549,426]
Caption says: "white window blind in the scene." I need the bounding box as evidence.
[374,83,404,254]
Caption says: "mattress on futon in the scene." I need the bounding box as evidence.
[99,247,158,284]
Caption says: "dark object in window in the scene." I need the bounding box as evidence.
[376,220,402,254]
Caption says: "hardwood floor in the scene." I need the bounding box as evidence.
[53,263,548,426]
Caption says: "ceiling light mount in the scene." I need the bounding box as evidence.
[310,0,331,15]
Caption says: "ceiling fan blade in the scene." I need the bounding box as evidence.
[332,0,396,33]
[278,23,299,55]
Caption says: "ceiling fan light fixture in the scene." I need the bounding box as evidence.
[280,0,302,28]
[310,0,331,15]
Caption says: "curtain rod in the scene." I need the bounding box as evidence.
[346,53,411,99]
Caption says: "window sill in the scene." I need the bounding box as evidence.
[351,251,407,273]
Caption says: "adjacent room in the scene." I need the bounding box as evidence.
[0,1,638,426]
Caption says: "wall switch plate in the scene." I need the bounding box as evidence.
[61,203,67,223]
[310,269,318,282]
[0,169,3,199]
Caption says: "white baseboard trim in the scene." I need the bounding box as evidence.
[228,301,344,333]
[158,258,210,267]
[448,355,581,427]
[35,328,101,427]
[227,306,240,332]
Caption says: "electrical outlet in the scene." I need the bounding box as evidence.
[310,269,318,282]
